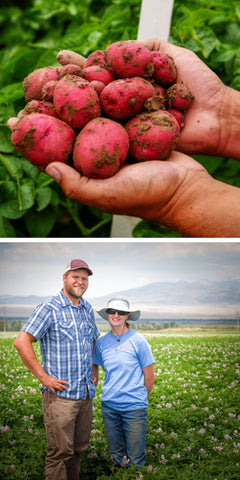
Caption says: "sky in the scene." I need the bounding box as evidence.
[1,240,240,302]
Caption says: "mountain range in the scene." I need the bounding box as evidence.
[1,279,239,320]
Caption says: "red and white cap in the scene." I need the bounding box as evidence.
[64,259,93,276]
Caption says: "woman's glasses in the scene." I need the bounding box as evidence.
[106,309,128,316]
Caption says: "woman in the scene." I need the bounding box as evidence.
[93,297,155,469]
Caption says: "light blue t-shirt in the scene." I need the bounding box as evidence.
[93,329,155,410]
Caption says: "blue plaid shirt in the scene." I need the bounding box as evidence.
[22,290,100,400]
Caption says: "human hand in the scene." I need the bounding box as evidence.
[46,151,204,225]
[42,373,69,397]
[45,151,240,238]
[91,364,99,387]
[140,39,229,157]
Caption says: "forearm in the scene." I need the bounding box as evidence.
[145,380,155,398]
[143,365,155,398]
[217,86,240,160]
[161,172,240,237]
[14,333,47,383]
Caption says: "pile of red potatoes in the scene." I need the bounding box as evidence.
[9,40,194,179]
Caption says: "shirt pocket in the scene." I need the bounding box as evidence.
[50,317,76,342]
[59,318,76,341]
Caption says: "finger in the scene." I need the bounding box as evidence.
[45,162,114,211]
[49,387,57,397]
[57,50,86,68]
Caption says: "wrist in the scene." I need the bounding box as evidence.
[159,171,240,237]
[217,86,240,160]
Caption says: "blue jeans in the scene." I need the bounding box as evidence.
[101,403,147,467]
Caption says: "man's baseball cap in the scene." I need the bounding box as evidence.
[64,259,93,276]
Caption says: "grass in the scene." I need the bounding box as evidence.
[0,330,239,479]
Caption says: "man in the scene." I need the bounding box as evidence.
[14,259,100,480]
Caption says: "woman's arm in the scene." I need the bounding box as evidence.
[143,364,155,398]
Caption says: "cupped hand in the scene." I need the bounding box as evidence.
[45,152,207,226]
[141,39,227,156]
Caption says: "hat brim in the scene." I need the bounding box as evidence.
[97,308,140,321]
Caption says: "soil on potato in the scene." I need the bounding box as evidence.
[144,95,166,112]
[94,143,121,168]
[18,128,36,151]
[132,112,177,136]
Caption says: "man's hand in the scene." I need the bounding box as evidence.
[41,373,69,397]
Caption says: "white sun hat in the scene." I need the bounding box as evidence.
[97,297,140,321]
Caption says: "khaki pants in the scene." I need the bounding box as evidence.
[42,391,93,480]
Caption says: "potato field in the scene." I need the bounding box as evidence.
[1,331,239,479]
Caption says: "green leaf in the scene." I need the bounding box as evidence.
[133,221,182,238]
[36,171,55,188]
[230,74,240,90]
[19,178,35,210]
[195,26,220,58]
[21,157,40,182]
[233,49,240,75]
[0,216,16,238]
[0,82,24,104]
[35,187,53,212]
[213,158,240,178]
[0,103,16,124]
[193,155,225,174]
[0,154,23,179]
[0,181,25,219]
[24,205,57,237]
[0,127,15,154]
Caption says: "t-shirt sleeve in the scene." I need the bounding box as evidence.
[93,340,103,367]
[137,336,155,369]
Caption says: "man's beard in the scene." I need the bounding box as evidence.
[66,285,86,299]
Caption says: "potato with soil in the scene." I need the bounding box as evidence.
[167,82,194,111]
[73,117,129,179]
[125,110,180,161]
[152,51,177,87]
[20,100,58,118]
[100,77,155,120]
[11,113,76,169]
[53,75,101,130]
[23,65,83,102]
[106,40,154,78]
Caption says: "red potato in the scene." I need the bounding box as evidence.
[89,80,106,95]
[86,50,114,73]
[11,113,76,169]
[20,100,59,118]
[167,82,194,111]
[152,51,177,87]
[83,66,115,85]
[125,110,180,161]
[10,41,195,180]
[23,64,84,103]
[106,40,154,78]
[23,66,62,102]
[100,77,155,120]
[53,75,101,130]
[168,108,185,130]
[58,63,83,78]
[73,117,129,179]
[41,81,58,101]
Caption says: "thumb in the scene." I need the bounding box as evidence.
[45,162,110,209]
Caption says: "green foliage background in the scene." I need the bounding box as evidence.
[0,0,240,237]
